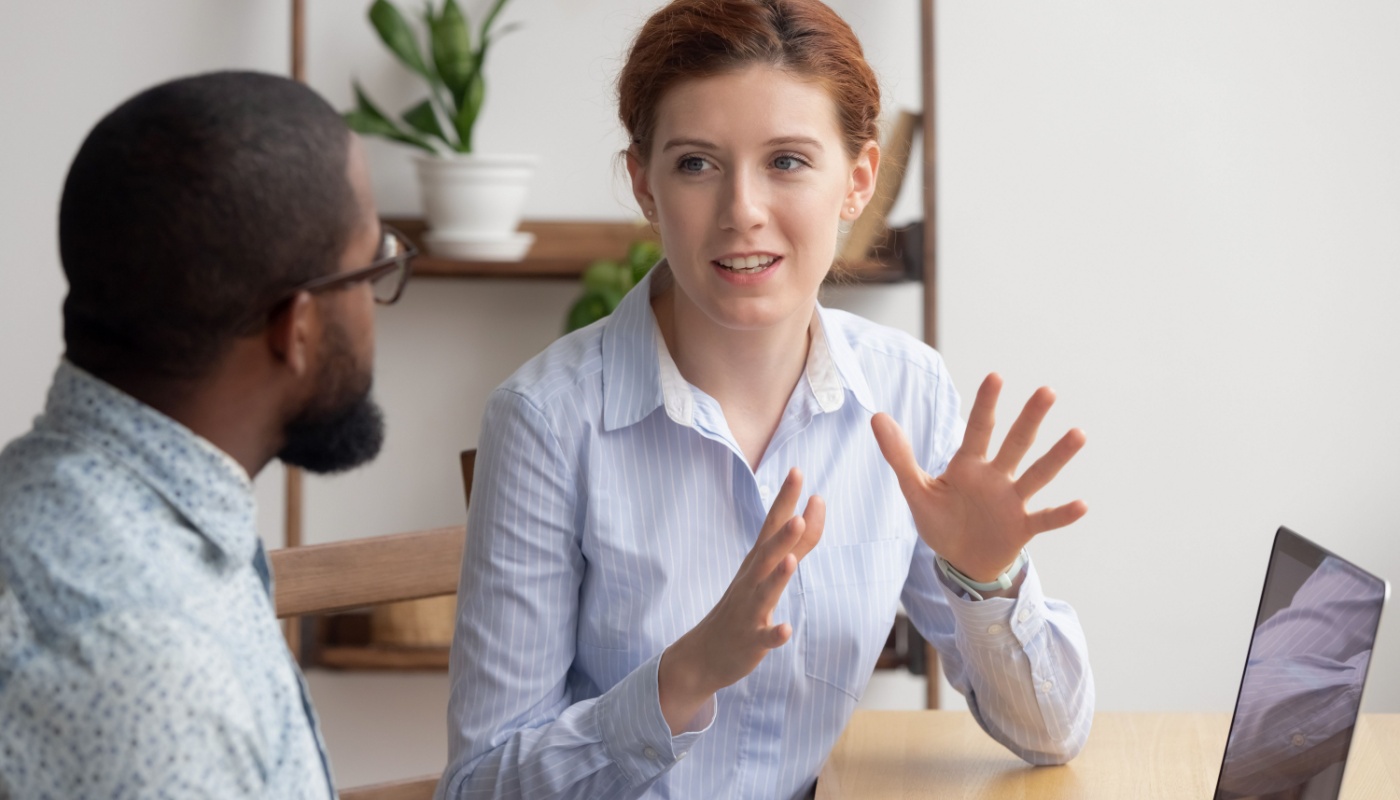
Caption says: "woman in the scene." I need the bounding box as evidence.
[437,2,1093,798]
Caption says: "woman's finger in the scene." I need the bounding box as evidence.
[752,517,802,579]
[1027,499,1088,534]
[763,621,793,649]
[755,467,803,543]
[756,554,800,616]
[872,413,923,492]
[991,386,1054,475]
[1014,427,1087,498]
[789,495,825,562]
[962,373,1003,459]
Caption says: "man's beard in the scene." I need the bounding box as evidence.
[277,317,385,474]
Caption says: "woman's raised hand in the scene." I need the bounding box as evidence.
[871,373,1087,584]
[658,467,824,734]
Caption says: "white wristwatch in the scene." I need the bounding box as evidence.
[937,549,1029,601]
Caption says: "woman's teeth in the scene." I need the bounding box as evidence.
[717,255,778,273]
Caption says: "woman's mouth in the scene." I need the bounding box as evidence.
[715,254,781,274]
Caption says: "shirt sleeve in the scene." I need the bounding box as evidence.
[437,389,713,800]
[0,611,269,798]
[898,356,1095,765]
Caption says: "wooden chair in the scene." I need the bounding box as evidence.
[269,451,477,798]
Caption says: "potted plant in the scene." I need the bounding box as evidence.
[345,0,536,260]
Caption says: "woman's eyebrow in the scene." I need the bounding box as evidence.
[662,137,719,151]
[661,135,825,151]
[765,136,823,149]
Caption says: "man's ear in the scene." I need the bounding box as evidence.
[266,292,317,378]
[844,140,882,220]
[626,146,657,219]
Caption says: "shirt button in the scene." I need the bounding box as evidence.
[1291,733,1306,747]
[643,746,659,761]
[759,485,772,500]
[987,623,1004,635]
[1017,609,1031,623]
[1041,680,1054,692]
[676,751,689,760]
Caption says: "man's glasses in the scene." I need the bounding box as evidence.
[237,225,418,335]
[289,224,417,305]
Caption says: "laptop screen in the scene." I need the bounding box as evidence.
[1214,527,1388,800]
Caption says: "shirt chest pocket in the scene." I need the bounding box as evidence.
[798,537,911,699]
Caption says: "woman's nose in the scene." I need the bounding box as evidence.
[719,171,768,232]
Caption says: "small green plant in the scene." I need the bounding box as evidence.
[344,0,517,154]
[565,241,664,333]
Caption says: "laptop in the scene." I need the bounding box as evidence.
[1213,526,1390,800]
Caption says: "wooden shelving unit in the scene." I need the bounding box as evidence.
[385,217,913,284]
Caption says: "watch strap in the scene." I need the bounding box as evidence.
[937,549,1029,601]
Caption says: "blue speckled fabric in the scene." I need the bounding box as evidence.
[0,361,334,799]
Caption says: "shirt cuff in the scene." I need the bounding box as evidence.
[938,558,1048,649]
[596,651,716,785]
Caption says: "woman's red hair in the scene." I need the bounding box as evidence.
[618,0,881,161]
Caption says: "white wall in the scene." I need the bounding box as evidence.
[3,0,1397,788]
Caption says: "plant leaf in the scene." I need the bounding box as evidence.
[431,0,474,110]
[565,291,612,333]
[478,0,512,40]
[344,82,437,152]
[451,70,485,153]
[627,241,664,276]
[582,261,624,292]
[401,98,447,140]
[368,0,432,81]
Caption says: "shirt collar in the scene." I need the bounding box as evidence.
[600,263,877,431]
[39,360,258,565]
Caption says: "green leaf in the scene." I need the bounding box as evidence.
[582,261,624,292]
[368,0,432,81]
[451,71,483,153]
[401,98,448,140]
[344,82,436,152]
[565,292,612,333]
[479,0,512,40]
[452,17,521,153]
[597,286,626,312]
[627,241,663,281]
[431,0,474,110]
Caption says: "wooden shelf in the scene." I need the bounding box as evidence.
[316,644,449,671]
[300,609,452,672]
[386,218,913,284]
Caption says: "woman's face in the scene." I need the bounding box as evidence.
[629,65,878,335]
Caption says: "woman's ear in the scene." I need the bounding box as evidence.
[626,146,658,220]
[843,140,882,220]
[266,292,317,378]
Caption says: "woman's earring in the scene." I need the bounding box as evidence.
[848,206,857,215]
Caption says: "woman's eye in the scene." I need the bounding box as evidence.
[773,154,806,172]
[678,156,708,174]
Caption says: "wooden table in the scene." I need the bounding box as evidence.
[817,711,1400,799]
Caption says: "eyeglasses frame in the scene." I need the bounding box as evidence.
[287,223,417,306]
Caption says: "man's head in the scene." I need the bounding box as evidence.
[58,71,399,474]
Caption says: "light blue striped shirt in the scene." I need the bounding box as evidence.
[438,266,1094,800]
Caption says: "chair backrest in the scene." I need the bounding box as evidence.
[268,448,476,800]
[271,526,466,618]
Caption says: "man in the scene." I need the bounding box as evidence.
[0,71,413,797]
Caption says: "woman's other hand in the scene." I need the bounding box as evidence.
[658,467,824,734]
[871,373,1087,585]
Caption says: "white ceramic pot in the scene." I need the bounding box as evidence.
[414,153,539,260]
